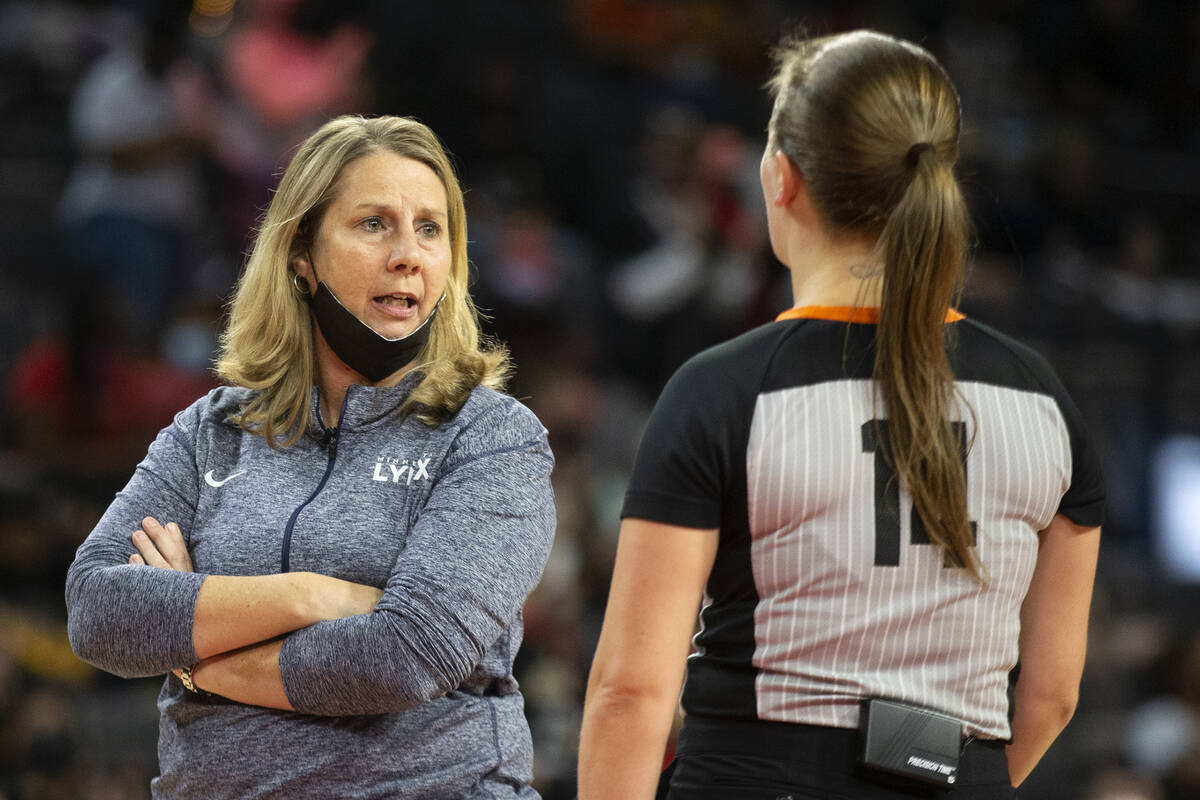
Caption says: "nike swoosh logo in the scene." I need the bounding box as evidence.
[204,470,246,488]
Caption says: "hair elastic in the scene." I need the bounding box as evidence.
[906,142,934,167]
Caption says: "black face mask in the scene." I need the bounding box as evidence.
[304,261,442,383]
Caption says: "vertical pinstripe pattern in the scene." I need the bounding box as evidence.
[746,380,1069,738]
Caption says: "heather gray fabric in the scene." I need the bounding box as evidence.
[66,373,556,799]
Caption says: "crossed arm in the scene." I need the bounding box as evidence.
[67,401,555,715]
[128,517,381,709]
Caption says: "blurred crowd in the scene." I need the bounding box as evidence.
[0,0,1197,798]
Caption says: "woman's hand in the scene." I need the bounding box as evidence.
[130,517,193,572]
[128,516,384,664]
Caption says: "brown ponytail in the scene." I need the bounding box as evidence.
[768,30,982,580]
[874,140,978,578]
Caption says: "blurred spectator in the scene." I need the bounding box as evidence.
[467,182,602,371]
[608,108,773,388]
[5,322,216,492]
[57,2,206,352]
[197,0,373,253]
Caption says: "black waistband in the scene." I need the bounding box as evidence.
[676,715,1006,764]
[670,716,1013,794]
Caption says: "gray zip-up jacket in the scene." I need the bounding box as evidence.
[66,375,556,799]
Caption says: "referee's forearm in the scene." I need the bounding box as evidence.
[1006,681,1079,786]
[578,685,675,800]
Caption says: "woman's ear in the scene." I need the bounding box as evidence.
[776,152,827,233]
[292,249,313,281]
[773,150,802,207]
[291,250,319,295]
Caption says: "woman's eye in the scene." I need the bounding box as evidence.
[418,222,442,238]
[361,217,384,232]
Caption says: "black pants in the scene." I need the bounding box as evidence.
[662,716,1017,800]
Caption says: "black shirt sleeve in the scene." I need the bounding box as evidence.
[621,344,753,530]
[1031,355,1106,527]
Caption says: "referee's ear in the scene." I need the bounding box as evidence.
[772,149,802,208]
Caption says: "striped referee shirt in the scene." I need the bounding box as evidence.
[622,306,1104,739]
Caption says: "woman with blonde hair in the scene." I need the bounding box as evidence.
[580,30,1103,799]
[67,115,556,798]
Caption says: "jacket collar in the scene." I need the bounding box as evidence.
[308,370,424,436]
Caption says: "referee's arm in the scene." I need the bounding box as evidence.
[579,518,719,800]
[1007,513,1101,786]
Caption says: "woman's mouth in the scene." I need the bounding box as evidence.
[373,294,419,318]
[376,295,415,307]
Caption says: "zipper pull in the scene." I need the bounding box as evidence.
[320,426,339,459]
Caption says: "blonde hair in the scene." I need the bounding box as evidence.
[767,31,981,579]
[216,115,509,445]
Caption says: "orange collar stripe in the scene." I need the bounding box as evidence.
[775,306,966,324]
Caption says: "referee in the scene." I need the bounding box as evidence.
[579,29,1103,800]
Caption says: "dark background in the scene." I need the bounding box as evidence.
[1,1,1198,798]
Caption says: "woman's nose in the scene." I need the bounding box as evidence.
[387,231,422,274]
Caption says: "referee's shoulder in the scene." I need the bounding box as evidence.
[677,319,790,376]
[656,320,787,406]
[955,316,1065,393]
